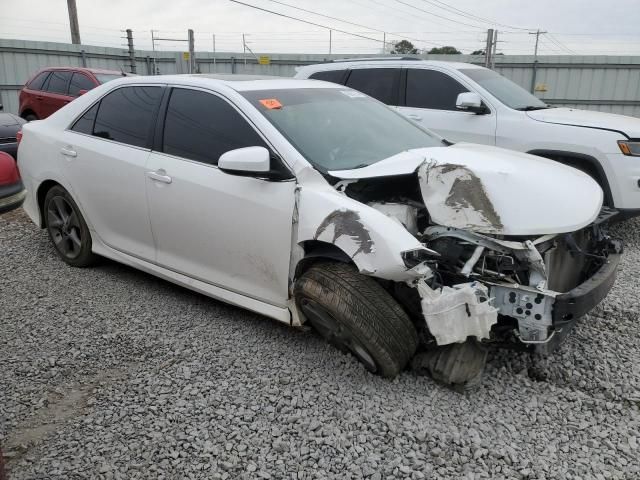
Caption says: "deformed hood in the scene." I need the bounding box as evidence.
[526,107,640,138]
[330,143,603,236]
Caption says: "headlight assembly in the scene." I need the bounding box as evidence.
[618,140,640,156]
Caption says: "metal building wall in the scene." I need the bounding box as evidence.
[2,38,640,118]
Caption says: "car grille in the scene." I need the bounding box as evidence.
[0,137,17,144]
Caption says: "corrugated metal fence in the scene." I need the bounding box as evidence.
[2,38,640,117]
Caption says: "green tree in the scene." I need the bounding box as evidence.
[470,49,485,55]
[391,40,418,55]
[427,46,461,54]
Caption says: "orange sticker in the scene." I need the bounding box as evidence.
[259,98,283,110]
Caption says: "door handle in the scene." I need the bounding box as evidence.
[146,169,172,184]
[60,146,77,158]
[36,96,44,100]
[406,114,423,121]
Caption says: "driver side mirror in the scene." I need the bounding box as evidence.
[456,92,488,114]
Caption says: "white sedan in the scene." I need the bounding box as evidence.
[17,75,621,387]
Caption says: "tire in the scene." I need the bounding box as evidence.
[294,261,418,378]
[44,185,97,267]
[23,113,38,122]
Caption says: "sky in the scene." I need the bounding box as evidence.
[2,0,640,56]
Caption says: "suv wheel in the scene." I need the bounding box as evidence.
[295,261,418,378]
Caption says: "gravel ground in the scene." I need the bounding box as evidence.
[1,208,639,480]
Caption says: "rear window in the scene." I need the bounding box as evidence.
[45,71,72,94]
[68,73,96,96]
[28,71,50,91]
[309,69,347,84]
[345,68,401,105]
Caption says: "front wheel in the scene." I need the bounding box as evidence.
[295,261,418,378]
[44,186,97,267]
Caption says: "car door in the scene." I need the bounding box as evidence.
[68,72,97,98]
[59,85,164,260]
[397,68,497,145]
[145,87,297,307]
[40,70,73,118]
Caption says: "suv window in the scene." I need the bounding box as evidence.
[69,73,96,96]
[405,69,469,111]
[28,71,50,91]
[162,88,267,165]
[92,86,163,147]
[45,71,72,95]
[309,69,347,84]
[345,68,400,105]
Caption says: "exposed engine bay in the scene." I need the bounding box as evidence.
[338,171,622,352]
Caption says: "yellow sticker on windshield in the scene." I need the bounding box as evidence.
[259,98,283,110]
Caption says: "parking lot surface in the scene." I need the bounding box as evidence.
[1,209,639,479]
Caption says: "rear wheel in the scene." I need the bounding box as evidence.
[23,113,38,122]
[295,261,418,378]
[44,186,97,267]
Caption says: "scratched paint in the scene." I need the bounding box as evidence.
[314,209,375,256]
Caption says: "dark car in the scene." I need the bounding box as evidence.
[0,151,25,214]
[0,106,26,160]
[19,67,124,121]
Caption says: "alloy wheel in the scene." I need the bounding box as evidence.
[47,196,83,260]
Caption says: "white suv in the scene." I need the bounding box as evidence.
[296,59,640,217]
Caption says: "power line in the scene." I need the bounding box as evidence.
[257,0,441,47]
[228,0,393,46]
[545,33,578,54]
[393,0,492,30]
[415,0,535,31]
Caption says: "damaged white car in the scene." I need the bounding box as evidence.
[18,75,621,387]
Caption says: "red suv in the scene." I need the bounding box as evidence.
[19,67,123,121]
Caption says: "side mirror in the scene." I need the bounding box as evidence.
[78,89,89,96]
[456,92,488,114]
[219,146,271,174]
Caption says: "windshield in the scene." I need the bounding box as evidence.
[242,88,445,172]
[95,74,123,84]
[459,68,548,110]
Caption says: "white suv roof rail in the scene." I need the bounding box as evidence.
[330,56,423,63]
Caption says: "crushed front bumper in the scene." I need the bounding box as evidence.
[544,251,621,352]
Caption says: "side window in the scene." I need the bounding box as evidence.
[345,68,401,105]
[69,73,96,97]
[28,71,50,91]
[309,69,347,84]
[71,103,99,135]
[93,86,163,147]
[162,88,267,165]
[405,69,469,111]
[45,71,72,95]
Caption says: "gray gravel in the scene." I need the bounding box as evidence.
[1,209,639,479]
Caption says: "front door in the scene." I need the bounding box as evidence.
[60,85,164,260]
[397,68,497,145]
[146,87,296,307]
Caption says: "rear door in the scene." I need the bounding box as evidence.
[397,68,497,144]
[59,85,164,260]
[145,87,296,307]
[40,71,73,118]
[68,72,97,98]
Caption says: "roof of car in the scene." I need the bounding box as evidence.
[112,74,344,92]
[40,67,124,75]
[297,59,485,73]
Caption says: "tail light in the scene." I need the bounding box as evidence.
[16,130,22,145]
[0,151,20,185]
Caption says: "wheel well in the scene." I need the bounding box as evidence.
[36,180,61,228]
[527,150,613,206]
[295,240,353,279]
[20,109,36,119]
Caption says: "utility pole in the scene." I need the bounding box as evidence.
[529,29,547,93]
[484,28,494,68]
[188,29,195,74]
[382,32,386,54]
[491,29,498,69]
[329,29,332,55]
[67,0,81,44]
[151,30,157,75]
[212,34,216,72]
[126,29,136,74]
[243,33,247,66]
